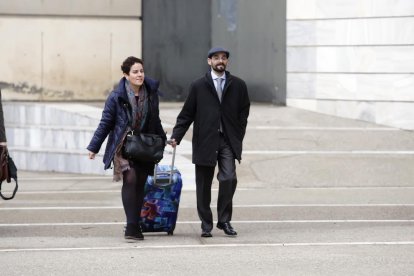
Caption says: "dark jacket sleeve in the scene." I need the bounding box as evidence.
[239,80,250,140]
[170,83,197,144]
[0,90,6,143]
[87,94,117,153]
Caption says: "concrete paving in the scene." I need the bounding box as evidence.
[1,103,414,275]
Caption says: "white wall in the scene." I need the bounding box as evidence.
[0,0,142,101]
[286,0,414,130]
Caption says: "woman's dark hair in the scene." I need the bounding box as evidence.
[121,56,143,75]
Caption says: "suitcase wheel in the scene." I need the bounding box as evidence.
[167,230,174,235]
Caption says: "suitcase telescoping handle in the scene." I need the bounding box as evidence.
[153,141,176,185]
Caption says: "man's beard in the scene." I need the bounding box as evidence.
[213,64,226,72]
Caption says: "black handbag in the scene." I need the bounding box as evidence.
[0,146,18,200]
[122,130,165,163]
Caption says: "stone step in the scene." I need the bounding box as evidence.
[5,124,100,150]
[4,102,101,126]
[4,102,194,182]
[8,145,195,188]
[8,146,110,175]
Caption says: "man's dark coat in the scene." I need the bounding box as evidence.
[171,71,250,166]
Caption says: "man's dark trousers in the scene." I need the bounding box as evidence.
[195,134,237,232]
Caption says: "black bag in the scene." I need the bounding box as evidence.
[0,146,8,181]
[122,130,165,163]
[0,146,18,200]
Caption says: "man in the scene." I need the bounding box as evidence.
[170,47,250,237]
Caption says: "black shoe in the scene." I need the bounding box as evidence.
[217,222,237,236]
[201,230,213,238]
[124,223,144,241]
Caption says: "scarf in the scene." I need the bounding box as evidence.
[113,80,149,181]
[125,80,149,131]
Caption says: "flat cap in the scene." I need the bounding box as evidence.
[207,47,230,58]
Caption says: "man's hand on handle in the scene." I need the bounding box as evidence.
[167,139,177,148]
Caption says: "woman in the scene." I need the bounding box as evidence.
[87,56,166,241]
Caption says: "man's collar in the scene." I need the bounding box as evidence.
[210,70,226,80]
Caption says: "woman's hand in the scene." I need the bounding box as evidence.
[88,151,96,160]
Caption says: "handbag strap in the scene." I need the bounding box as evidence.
[124,103,141,135]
